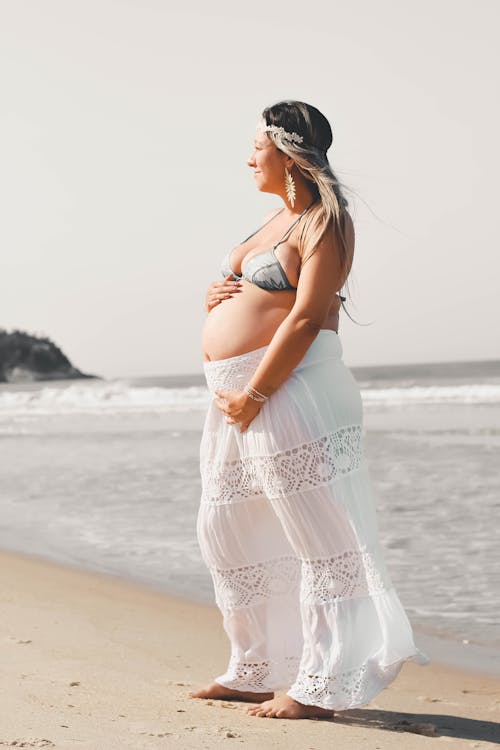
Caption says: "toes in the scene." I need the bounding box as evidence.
[259,708,274,718]
[246,699,279,718]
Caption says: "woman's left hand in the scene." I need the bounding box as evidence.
[214,389,263,433]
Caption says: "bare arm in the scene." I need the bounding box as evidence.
[245,222,343,397]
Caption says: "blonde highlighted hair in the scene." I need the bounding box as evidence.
[261,100,354,310]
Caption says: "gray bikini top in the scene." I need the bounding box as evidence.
[220,203,315,291]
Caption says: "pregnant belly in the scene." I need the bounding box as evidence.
[201,284,296,361]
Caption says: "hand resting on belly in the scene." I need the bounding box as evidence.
[204,273,342,332]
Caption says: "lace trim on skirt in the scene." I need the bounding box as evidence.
[215,655,302,693]
[211,555,301,613]
[287,660,403,710]
[209,546,392,614]
[201,424,363,504]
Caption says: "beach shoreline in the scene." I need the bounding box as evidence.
[1,547,499,749]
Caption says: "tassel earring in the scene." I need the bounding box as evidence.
[284,166,296,208]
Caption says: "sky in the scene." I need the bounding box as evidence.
[1,0,498,378]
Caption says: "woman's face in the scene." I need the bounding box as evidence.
[247,122,287,195]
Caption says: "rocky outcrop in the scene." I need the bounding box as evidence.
[0,329,100,383]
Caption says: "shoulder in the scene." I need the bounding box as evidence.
[299,207,355,279]
[319,207,355,253]
[300,205,354,247]
[321,206,355,237]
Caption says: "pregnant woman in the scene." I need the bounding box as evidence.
[190,100,429,720]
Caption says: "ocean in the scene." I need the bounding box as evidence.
[1,355,499,677]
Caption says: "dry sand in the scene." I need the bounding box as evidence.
[0,548,498,749]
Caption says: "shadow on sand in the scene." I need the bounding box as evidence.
[332,707,498,743]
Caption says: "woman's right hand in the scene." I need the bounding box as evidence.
[205,274,243,312]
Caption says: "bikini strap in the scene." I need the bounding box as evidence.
[273,201,315,248]
[240,207,285,243]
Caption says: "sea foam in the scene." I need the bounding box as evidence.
[1,380,499,415]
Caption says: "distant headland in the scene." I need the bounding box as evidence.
[0,328,101,383]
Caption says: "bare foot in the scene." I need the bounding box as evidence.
[246,693,334,720]
[188,681,274,703]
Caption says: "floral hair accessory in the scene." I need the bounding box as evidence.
[256,120,304,144]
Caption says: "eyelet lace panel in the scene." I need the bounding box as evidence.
[210,555,301,613]
[300,548,391,605]
[203,348,268,394]
[201,425,363,504]
[200,457,264,505]
[287,660,404,710]
[216,655,302,692]
[210,547,390,615]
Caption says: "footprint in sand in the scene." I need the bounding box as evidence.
[0,740,55,747]
[5,637,32,645]
[417,695,461,707]
[202,700,237,709]
[216,727,240,738]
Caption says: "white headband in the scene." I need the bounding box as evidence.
[256,119,328,157]
[256,120,304,145]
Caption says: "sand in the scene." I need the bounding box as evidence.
[0,549,498,749]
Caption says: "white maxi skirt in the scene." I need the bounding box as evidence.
[197,329,429,710]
